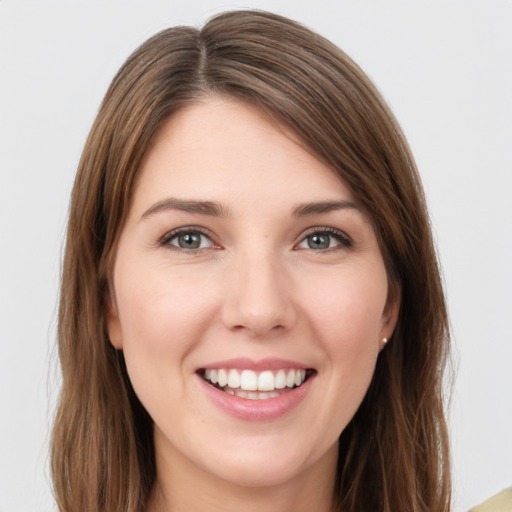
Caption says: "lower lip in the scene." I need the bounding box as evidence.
[198,374,314,421]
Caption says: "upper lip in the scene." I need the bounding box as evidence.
[198,357,312,371]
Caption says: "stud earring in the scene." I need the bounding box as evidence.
[379,337,388,352]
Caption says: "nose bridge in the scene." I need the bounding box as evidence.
[222,244,295,336]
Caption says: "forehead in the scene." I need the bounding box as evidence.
[131,96,357,216]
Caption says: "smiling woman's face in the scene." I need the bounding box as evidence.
[107,97,398,491]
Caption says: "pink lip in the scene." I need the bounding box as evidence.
[197,371,315,422]
[199,357,310,371]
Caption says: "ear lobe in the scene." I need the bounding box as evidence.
[380,286,401,343]
[106,298,123,350]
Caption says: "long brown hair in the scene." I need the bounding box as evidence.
[52,10,451,511]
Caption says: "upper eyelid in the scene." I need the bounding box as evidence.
[294,228,353,252]
[157,225,352,247]
[301,226,347,235]
[159,226,217,246]
[298,226,352,242]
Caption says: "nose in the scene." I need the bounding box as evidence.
[221,249,297,338]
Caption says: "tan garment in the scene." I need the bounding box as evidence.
[469,488,512,512]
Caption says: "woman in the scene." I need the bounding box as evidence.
[51,10,451,512]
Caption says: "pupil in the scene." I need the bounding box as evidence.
[179,233,201,249]
[308,234,329,249]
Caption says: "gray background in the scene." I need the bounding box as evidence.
[1,1,511,510]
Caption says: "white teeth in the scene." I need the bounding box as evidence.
[275,369,286,389]
[240,370,258,391]
[232,389,283,400]
[203,367,309,394]
[217,369,228,387]
[227,369,240,388]
[257,371,275,391]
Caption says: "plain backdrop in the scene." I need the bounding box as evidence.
[0,1,511,511]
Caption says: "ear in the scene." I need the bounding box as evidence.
[379,286,401,350]
[105,294,123,350]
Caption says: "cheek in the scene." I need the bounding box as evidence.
[301,264,388,350]
[297,264,387,420]
[113,259,219,370]
[112,260,223,428]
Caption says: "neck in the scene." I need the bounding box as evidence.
[146,432,338,512]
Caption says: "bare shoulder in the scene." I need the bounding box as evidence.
[469,488,512,512]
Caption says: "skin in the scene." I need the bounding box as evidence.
[107,97,399,512]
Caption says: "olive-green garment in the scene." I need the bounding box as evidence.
[469,488,512,512]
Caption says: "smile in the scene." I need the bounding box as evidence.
[200,368,314,400]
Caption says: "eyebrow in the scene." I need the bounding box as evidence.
[140,198,230,220]
[292,200,360,217]
[140,197,359,221]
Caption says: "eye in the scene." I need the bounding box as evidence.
[161,228,215,250]
[297,228,352,250]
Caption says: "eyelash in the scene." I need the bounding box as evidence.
[297,227,353,251]
[158,226,352,252]
[159,227,217,252]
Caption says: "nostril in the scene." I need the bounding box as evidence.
[229,322,286,337]
[220,265,297,335]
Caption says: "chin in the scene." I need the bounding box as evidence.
[208,456,308,488]
[196,433,334,489]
